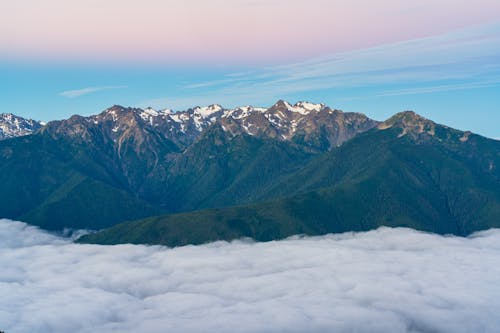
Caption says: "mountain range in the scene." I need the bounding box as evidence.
[1,101,499,246]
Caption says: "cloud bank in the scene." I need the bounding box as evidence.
[1,219,500,333]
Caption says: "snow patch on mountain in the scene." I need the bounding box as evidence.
[193,104,223,118]
[282,101,325,115]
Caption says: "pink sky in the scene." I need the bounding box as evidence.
[2,0,500,65]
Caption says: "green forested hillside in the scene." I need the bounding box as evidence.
[78,114,500,246]
[0,134,163,230]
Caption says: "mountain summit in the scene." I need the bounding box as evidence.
[378,111,437,138]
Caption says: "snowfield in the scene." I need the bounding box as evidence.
[1,219,500,333]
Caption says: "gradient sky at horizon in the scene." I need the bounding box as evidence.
[1,0,500,138]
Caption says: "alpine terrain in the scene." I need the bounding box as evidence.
[1,101,498,245]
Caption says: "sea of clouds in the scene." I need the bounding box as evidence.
[1,218,500,333]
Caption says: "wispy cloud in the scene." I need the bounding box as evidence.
[59,85,127,98]
[144,21,500,110]
[183,79,239,89]
[335,80,500,102]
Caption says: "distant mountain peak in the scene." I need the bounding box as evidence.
[0,113,43,140]
[379,111,437,138]
[217,100,378,150]
[193,104,223,118]
[269,100,326,115]
[389,110,428,122]
[271,99,288,108]
[295,101,325,112]
[107,104,128,112]
[142,107,172,116]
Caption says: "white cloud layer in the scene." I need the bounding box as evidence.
[1,219,500,333]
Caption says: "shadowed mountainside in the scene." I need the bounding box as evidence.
[0,101,377,230]
[78,112,500,246]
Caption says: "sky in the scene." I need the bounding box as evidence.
[2,219,500,333]
[1,0,500,138]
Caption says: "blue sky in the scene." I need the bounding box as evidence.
[1,21,500,139]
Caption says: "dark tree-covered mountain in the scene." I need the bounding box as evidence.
[78,111,500,246]
[0,101,377,230]
[2,101,498,244]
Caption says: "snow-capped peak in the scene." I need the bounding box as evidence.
[140,107,172,116]
[284,101,324,115]
[296,101,325,112]
[223,105,267,119]
[193,104,223,118]
[0,113,43,140]
[268,100,325,115]
[143,107,159,117]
